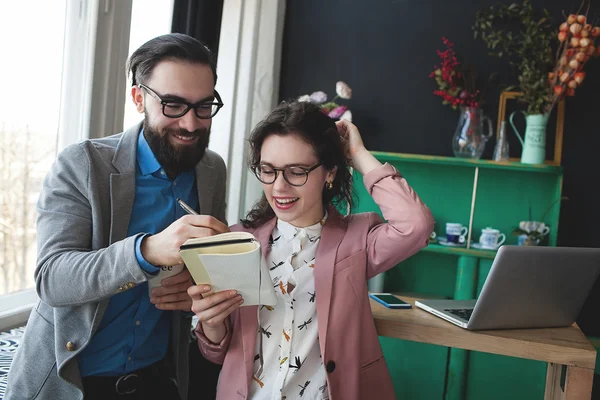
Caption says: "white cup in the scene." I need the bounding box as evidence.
[446,223,468,243]
[479,227,506,249]
[148,264,185,295]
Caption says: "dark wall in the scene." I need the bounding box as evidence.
[171,0,224,60]
[279,0,600,335]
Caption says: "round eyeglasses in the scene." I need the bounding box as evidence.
[252,163,323,187]
[139,84,224,119]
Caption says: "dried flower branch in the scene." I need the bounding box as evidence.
[298,81,353,121]
[547,0,600,112]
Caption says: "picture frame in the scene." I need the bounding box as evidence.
[496,91,565,166]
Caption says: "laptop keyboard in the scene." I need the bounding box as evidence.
[444,308,473,321]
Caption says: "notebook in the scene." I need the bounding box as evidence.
[415,245,600,330]
[180,232,277,306]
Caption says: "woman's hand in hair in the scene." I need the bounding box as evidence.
[336,120,382,175]
[336,119,364,160]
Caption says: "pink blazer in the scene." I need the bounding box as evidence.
[195,163,434,400]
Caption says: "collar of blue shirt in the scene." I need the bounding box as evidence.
[136,129,162,176]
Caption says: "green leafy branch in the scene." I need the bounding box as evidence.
[473,0,555,115]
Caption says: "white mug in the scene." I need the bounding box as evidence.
[148,264,185,296]
[479,227,506,249]
[446,223,468,243]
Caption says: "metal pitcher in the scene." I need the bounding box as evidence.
[509,111,549,164]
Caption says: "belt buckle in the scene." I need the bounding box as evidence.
[115,373,140,395]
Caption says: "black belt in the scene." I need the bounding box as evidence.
[82,361,170,396]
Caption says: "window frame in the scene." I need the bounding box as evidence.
[0,290,38,331]
[209,0,287,225]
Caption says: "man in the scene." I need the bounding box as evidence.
[6,33,228,400]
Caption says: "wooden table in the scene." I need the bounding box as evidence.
[370,296,597,400]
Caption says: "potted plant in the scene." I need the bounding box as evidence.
[473,0,599,164]
[511,196,567,245]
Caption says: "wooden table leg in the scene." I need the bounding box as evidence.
[545,363,563,400]
[545,363,594,400]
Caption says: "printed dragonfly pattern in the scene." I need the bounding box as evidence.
[250,217,330,399]
[289,356,303,372]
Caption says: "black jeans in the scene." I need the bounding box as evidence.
[83,362,181,400]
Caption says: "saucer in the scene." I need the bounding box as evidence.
[437,237,467,247]
[471,243,499,250]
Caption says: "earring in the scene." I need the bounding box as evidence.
[325,181,333,190]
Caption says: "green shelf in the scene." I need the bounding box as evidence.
[371,151,563,175]
[353,150,564,400]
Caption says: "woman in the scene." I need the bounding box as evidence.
[188,101,434,399]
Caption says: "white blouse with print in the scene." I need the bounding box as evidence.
[249,215,329,400]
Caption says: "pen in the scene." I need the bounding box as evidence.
[177,198,199,215]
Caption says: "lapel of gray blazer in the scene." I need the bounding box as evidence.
[108,123,141,244]
[91,124,140,341]
[194,156,216,216]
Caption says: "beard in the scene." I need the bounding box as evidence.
[143,117,211,177]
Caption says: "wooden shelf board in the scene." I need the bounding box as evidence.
[422,243,497,259]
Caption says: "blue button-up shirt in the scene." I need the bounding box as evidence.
[78,130,199,376]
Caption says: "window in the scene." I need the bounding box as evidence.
[122,0,174,129]
[0,1,67,297]
[0,1,176,329]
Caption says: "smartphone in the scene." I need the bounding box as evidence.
[369,293,412,309]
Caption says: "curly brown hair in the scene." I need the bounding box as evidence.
[241,101,354,228]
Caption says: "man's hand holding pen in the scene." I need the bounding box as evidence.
[141,214,229,267]
[142,199,229,311]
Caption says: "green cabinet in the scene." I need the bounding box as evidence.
[352,152,564,400]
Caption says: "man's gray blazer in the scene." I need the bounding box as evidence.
[5,123,227,399]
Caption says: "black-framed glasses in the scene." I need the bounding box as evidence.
[252,163,323,187]
[139,84,224,119]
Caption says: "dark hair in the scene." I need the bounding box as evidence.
[126,33,217,86]
[241,101,354,228]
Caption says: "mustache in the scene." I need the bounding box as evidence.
[165,127,209,138]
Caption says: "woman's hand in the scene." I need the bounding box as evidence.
[336,119,382,175]
[188,285,243,344]
[336,119,365,160]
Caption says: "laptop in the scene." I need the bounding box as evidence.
[415,246,600,330]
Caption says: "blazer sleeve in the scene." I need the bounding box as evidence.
[194,314,234,365]
[34,143,151,307]
[363,163,434,280]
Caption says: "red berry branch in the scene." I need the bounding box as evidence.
[430,37,480,109]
